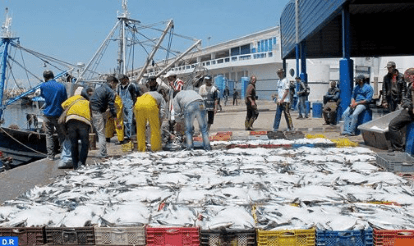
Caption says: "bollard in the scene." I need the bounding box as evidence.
[406,122,414,156]
[312,102,323,118]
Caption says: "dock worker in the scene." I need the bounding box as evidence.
[173,90,211,151]
[90,76,119,159]
[323,81,340,125]
[105,94,125,145]
[165,71,184,93]
[60,87,94,169]
[134,91,166,152]
[117,74,139,142]
[341,75,373,136]
[198,75,218,131]
[382,61,406,112]
[273,68,294,131]
[245,75,259,130]
[388,68,414,152]
[296,77,309,119]
[39,70,67,161]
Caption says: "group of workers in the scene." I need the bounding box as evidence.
[39,70,217,170]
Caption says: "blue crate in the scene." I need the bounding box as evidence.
[316,229,373,246]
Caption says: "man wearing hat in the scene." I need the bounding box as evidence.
[117,74,140,141]
[341,75,373,136]
[199,75,218,131]
[165,71,184,93]
[382,61,406,112]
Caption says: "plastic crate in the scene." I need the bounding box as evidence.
[376,152,414,172]
[248,135,269,140]
[267,131,286,140]
[374,229,414,246]
[0,227,44,245]
[316,229,373,246]
[200,229,256,246]
[95,227,145,245]
[257,229,315,246]
[146,227,200,246]
[284,131,305,140]
[250,131,267,136]
[45,227,95,245]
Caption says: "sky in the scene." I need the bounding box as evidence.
[0,0,290,83]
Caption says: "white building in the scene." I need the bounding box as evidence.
[133,26,414,102]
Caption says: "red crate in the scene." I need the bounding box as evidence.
[249,131,267,135]
[216,131,233,136]
[0,227,44,245]
[146,227,199,246]
[374,229,414,246]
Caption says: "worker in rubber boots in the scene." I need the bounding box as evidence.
[105,95,124,144]
[134,91,166,152]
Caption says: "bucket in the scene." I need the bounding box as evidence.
[312,102,323,118]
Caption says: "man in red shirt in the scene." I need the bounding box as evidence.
[165,71,184,92]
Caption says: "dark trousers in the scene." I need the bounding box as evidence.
[67,120,90,169]
[386,96,399,112]
[389,109,414,151]
[246,102,259,121]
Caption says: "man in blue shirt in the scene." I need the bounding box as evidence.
[39,70,68,160]
[341,75,373,136]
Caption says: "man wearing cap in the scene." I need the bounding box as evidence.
[117,74,140,142]
[90,76,119,158]
[39,70,67,160]
[341,75,373,136]
[198,75,218,131]
[388,68,414,152]
[382,61,406,112]
[273,68,294,131]
[165,71,184,93]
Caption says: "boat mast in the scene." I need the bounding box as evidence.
[117,0,130,75]
[0,8,18,120]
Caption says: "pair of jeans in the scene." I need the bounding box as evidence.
[43,116,65,158]
[298,96,308,118]
[184,101,211,151]
[67,120,90,169]
[341,104,367,134]
[92,111,107,157]
[273,102,293,131]
[388,109,414,151]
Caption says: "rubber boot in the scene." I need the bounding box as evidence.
[245,120,251,130]
[248,118,255,130]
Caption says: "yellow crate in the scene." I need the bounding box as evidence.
[257,229,315,246]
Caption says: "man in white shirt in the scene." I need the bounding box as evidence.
[273,68,294,131]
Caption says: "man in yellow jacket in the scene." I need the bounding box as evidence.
[105,95,124,144]
[134,91,166,152]
[61,87,93,169]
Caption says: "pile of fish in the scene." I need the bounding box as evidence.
[1,138,414,231]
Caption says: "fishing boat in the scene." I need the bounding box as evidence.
[0,1,201,168]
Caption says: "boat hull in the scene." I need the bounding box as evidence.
[0,127,59,167]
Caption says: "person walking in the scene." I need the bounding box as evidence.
[233,89,239,106]
[296,77,309,119]
[89,76,119,158]
[388,68,414,152]
[223,86,230,106]
[245,76,259,130]
[382,61,406,112]
[61,87,93,169]
[117,74,139,142]
[39,70,67,160]
[323,81,340,125]
[198,75,218,131]
[273,68,294,131]
[341,75,374,136]
[134,91,166,152]
[173,90,211,151]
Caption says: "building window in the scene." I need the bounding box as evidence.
[240,44,250,55]
[231,47,240,56]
